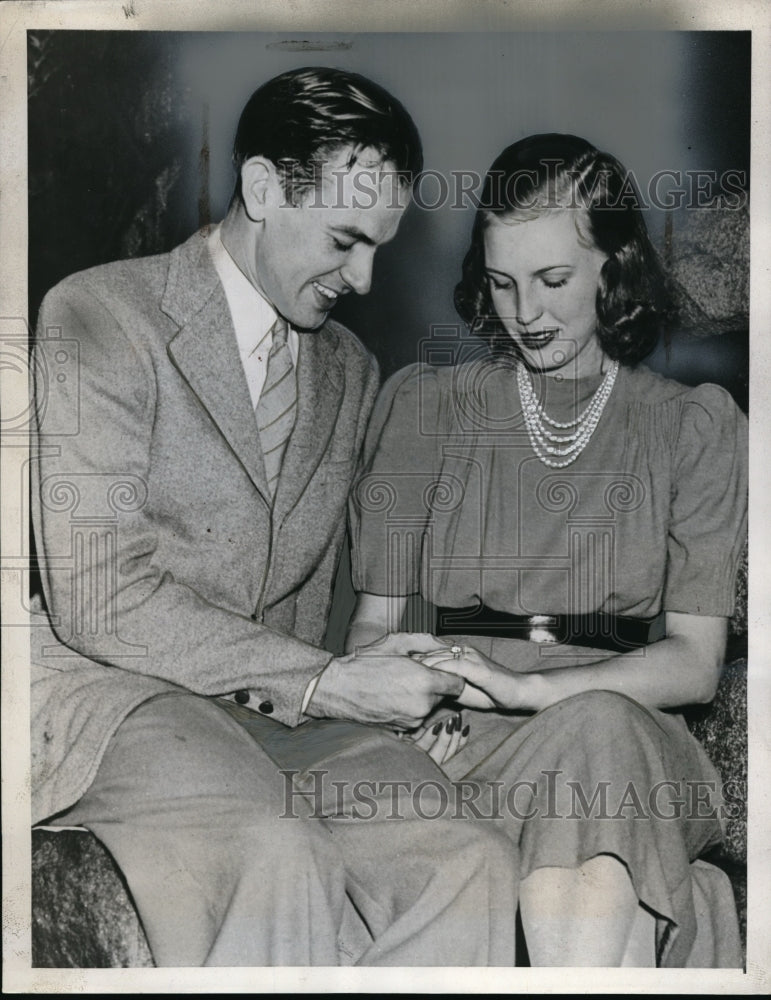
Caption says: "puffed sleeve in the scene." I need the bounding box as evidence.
[350,363,444,596]
[664,384,748,616]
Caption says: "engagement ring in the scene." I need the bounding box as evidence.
[451,645,463,659]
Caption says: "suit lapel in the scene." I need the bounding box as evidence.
[163,231,271,502]
[273,325,344,521]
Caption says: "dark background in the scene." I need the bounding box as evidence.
[27,30,751,642]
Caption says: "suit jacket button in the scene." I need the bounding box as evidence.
[234,689,250,705]
[258,700,274,715]
[250,612,260,622]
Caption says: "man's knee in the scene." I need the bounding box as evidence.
[104,694,288,803]
[445,814,518,880]
[396,781,519,883]
[234,805,344,881]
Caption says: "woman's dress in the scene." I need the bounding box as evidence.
[350,357,748,967]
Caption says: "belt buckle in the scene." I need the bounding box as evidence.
[526,614,559,644]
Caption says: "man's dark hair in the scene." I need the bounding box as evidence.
[232,66,423,205]
[454,133,676,366]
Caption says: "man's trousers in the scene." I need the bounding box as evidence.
[57,693,518,966]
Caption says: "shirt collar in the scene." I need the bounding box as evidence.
[208,224,281,359]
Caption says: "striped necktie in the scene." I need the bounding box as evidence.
[256,316,296,499]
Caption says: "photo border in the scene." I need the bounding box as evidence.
[2,0,769,993]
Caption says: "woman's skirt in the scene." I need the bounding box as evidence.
[438,640,741,967]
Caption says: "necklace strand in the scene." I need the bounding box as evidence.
[517,360,619,468]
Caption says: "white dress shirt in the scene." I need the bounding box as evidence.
[209,225,322,714]
[208,225,299,407]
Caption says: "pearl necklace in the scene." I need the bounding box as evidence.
[516,359,620,468]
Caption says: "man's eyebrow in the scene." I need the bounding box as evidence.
[330,225,377,247]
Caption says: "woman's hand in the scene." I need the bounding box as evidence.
[405,709,470,764]
[417,644,528,711]
[420,613,729,714]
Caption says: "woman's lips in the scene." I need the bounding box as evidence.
[518,328,559,349]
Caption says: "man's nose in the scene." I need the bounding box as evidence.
[341,246,375,296]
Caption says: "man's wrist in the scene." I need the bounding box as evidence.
[302,655,344,719]
[301,672,323,716]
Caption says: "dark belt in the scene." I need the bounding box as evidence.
[433,604,666,653]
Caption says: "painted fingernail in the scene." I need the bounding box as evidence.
[445,718,454,734]
[462,724,470,737]
[433,721,443,735]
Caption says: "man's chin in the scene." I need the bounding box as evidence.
[280,291,336,332]
[291,315,329,333]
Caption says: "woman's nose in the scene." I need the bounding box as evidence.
[515,288,543,327]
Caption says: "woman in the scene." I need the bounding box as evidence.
[347,134,747,967]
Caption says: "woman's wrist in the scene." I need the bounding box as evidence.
[479,652,548,712]
[515,660,616,713]
[513,668,550,712]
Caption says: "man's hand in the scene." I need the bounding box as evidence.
[306,638,466,729]
[346,631,443,657]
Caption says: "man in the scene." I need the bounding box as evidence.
[30,67,517,967]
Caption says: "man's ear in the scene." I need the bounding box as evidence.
[240,157,278,222]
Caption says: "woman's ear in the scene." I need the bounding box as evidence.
[239,157,275,222]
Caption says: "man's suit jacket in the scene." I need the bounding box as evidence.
[30,227,380,825]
